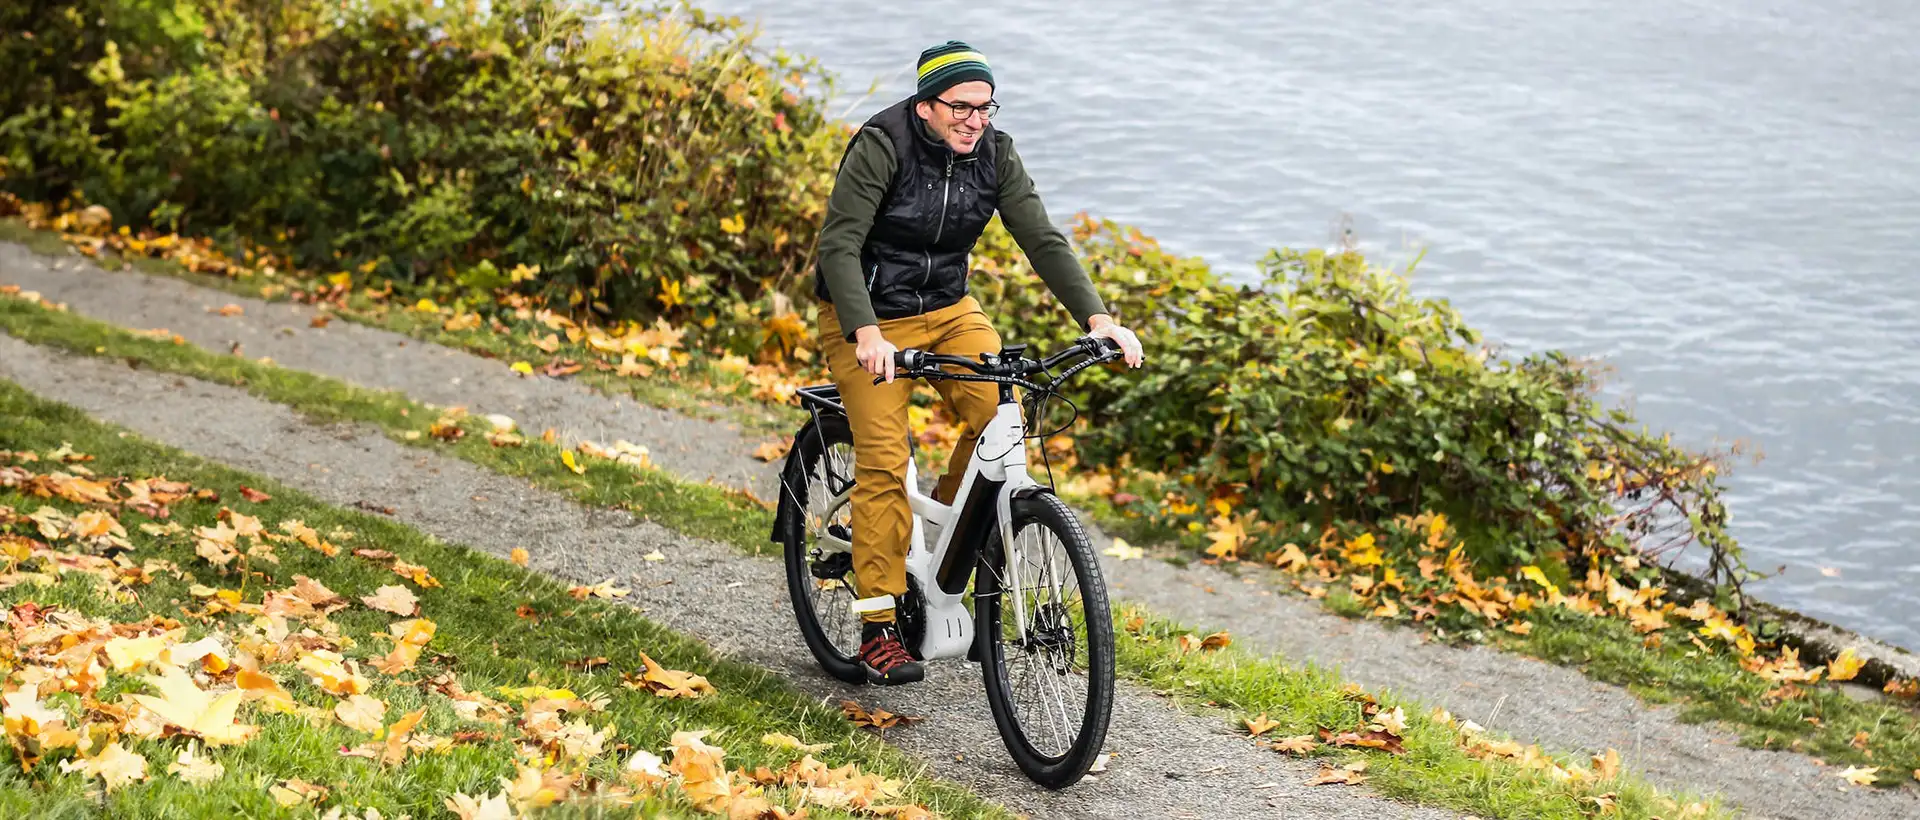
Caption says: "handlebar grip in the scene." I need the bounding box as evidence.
[1091,336,1123,355]
[893,349,923,369]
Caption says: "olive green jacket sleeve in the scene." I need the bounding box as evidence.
[993,132,1108,331]
[815,128,896,341]
[815,126,1110,341]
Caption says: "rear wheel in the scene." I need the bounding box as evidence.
[976,492,1114,789]
[780,413,865,684]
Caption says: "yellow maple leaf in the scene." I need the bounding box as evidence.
[360,584,420,616]
[57,740,148,792]
[1591,748,1621,780]
[104,631,181,673]
[568,580,630,600]
[1243,714,1282,737]
[669,730,732,812]
[510,547,529,567]
[630,652,714,699]
[236,666,297,712]
[296,649,371,696]
[446,790,514,820]
[334,694,387,733]
[165,741,225,784]
[1205,514,1245,560]
[390,559,442,588]
[127,664,258,746]
[1828,648,1866,682]
[510,361,533,376]
[1104,537,1145,561]
[561,450,586,475]
[762,732,830,753]
[1839,765,1880,786]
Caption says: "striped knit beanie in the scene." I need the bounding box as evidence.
[915,40,994,101]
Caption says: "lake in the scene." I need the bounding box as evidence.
[700,0,1920,649]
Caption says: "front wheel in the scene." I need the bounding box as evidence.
[976,492,1114,789]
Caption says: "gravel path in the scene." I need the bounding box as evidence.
[8,244,1920,817]
[0,334,1457,820]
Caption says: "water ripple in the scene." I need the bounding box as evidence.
[707,0,1920,649]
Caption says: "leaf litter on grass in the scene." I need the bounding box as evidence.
[0,445,946,817]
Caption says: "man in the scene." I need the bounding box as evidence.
[813,40,1145,685]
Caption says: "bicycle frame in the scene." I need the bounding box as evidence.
[812,388,1045,661]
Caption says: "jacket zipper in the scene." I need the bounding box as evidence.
[919,154,955,315]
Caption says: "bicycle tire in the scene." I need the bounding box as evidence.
[976,492,1115,789]
[779,412,866,684]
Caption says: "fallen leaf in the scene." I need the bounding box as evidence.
[236,666,297,712]
[446,790,514,820]
[628,652,714,699]
[360,584,420,616]
[1592,748,1621,781]
[561,450,585,475]
[165,741,224,783]
[510,548,529,567]
[1103,538,1144,561]
[752,440,791,462]
[841,700,923,731]
[215,304,243,317]
[238,486,272,503]
[1819,566,1840,577]
[58,740,148,791]
[127,663,258,746]
[568,580,630,600]
[297,649,371,696]
[1839,765,1880,786]
[1318,725,1406,755]
[335,694,387,733]
[310,314,333,329]
[1308,761,1368,786]
[1268,735,1319,755]
[1243,714,1282,737]
[390,559,441,588]
[1828,648,1866,682]
[270,778,330,807]
[762,732,830,753]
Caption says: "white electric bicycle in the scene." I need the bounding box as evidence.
[773,336,1124,789]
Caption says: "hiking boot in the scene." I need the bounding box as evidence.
[859,621,924,686]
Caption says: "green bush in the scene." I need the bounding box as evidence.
[3,0,846,349]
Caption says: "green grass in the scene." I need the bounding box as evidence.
[1510,606,1920,773]
[0,218,791,438]
[0,378,1006,818]
[0,289,1749,817]
[0,293,775,555]
[1113,607,1731,819]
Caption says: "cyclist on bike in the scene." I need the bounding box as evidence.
[813,40,1145,685]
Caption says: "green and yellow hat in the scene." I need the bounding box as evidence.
[916,40,994,101]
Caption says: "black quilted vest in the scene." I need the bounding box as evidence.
[815,96,1000,320]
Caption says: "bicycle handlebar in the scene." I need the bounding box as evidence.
[877,336,1123,386]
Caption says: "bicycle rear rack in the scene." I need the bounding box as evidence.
[795,383,845,416]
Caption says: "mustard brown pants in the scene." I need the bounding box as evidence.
[818,296,1002,623]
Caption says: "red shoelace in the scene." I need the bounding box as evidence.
[860,632,916,673]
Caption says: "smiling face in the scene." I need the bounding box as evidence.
[914,81,995,154]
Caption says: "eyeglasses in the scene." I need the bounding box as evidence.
[932,97,999,121]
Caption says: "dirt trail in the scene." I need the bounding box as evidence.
[0,333,1459,819]
[8,243,1920,817]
